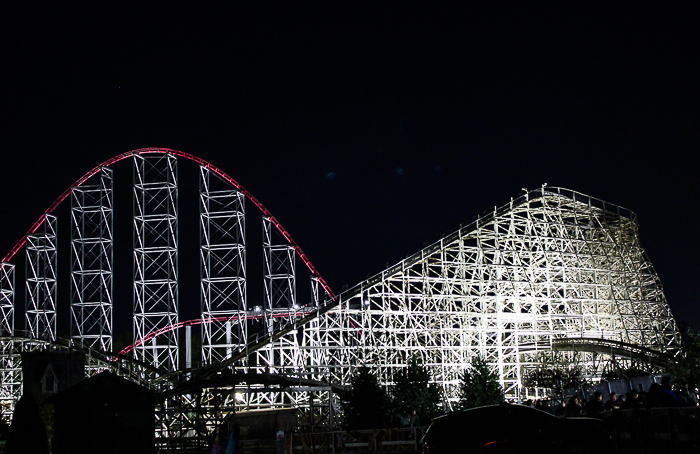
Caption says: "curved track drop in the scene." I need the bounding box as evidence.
[1,147,336,374]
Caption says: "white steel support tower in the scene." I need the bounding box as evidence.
[200,166,247,365]
[133,153,179,370]
[25,214,58,341]
[262,216,298,313]
[0,264,14,336]
[70,167,114,352]
[237,217,301,412]
[258,216,298,375]
[0,263,17,421]
[302,276,328,379]
[263,216,297,313]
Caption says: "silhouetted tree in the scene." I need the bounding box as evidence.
[340,366,389,430]
[523,352,584,399]
[670,326,700,390]
[392,358,442,424]
[457,356,504,409]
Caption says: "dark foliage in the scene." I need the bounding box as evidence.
[523,352,584,398]
[457,356,504,410]
[669,327,700,390]
[392,358,442,423]
[340,366,389,430]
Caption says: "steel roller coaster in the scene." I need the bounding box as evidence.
[0,148,681,443]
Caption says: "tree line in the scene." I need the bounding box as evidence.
[339,356,504,430]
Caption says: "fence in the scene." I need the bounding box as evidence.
[292,427,427,454]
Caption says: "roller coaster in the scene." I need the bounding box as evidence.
[0,148,681,442]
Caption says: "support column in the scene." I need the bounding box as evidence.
[263,217,296,313]
[259,217,297,373]
[70,167,114,352]
[133,153,179,370]
[25,214,57,341]
[200,166,246,364]
[0,263,18,421]
[0,263,14,336]
[302,276,327,379]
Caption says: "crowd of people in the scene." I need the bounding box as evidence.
[527,377,698,417]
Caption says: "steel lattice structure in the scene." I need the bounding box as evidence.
[200,166,247,364]
[0,149,682,437]
[255,186,681,406]
[70,167,114,352]
[258,216,299,372]
[0,264,16,420]
[25,214,58,341]
[0,264,14,336]
[133,153,179,370]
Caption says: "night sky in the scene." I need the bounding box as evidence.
[1,5,699,334]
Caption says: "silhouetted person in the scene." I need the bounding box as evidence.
[646,382,663,407]
[566,397,581,416]
[617,393,626,407]
[659,376,679,407]
[537,400,552,413]
[409,410,420,427]
[604,392,620,411]
[554,400,566,416]
[624,389,642,410]
[587,391,605,415]
[579,396,588,414]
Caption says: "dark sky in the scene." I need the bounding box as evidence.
[1,4,699,332]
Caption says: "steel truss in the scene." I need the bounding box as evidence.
[255,217,299,376]
[263,186,681,407]
[70,167,114,352]
[133,153,179,370]
[0,263,17,422]
[229,217,305,412]
[263,216,296,313]
[0,339,20,422]
[25,214,58,341]
[0,147,684,435]
[0,264,14,336]
[200,166,246,365]
[302,277,329,379]
[234,386,335,424]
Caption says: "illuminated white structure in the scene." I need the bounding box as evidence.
[0,264,14,337]
[0,148,681,432]
[25,215,58,341]
[71,167,114,352]
[133,153,179,370]
[253,186,681,405]
[200,166,247,364]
